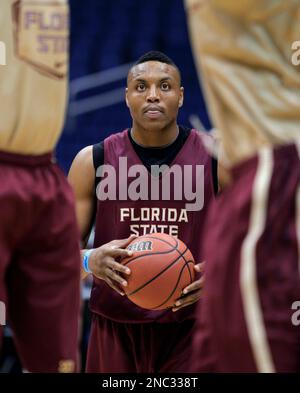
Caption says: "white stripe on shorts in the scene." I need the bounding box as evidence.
[240,147,275,373]
[295,138,300,158]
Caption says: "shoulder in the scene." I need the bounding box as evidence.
[104,129,129,149]
[68,145,94,196]
[70,145,93,174]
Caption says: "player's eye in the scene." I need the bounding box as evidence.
[161,82,170,91]
[136,83,146,92]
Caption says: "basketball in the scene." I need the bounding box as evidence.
[121,233,195,310]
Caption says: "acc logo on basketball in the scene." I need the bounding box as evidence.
[127,241,153,252]
[0,301,6,326]
[0,41,6,65]
[12,0,68,78]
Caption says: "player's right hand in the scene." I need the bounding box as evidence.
[88,235,136,295]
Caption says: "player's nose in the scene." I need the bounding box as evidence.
[146,85,159,102]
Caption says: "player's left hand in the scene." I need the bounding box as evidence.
[172,262,205,312]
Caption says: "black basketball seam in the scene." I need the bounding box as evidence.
[151,261,195,310]
[127,245,188,296]
[152,236,194,283]
[139,234,178,248]
[170,240,194,283]
[159,235,194,284]
[126,247,193,298]
[123,236,178,266]
[124,248,176,266]
[173,240,191,259]
[132,246,193,288]
[151,262,191,309]
[181,251,193,283]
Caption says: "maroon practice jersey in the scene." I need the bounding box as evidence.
[89,129,215,323]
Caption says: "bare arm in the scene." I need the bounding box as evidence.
[68,146,135,292]
[68,145,95,244]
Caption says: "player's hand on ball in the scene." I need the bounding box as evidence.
[88,235,137,296]
[172,262,205,312]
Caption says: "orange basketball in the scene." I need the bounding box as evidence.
[121,233,195,310]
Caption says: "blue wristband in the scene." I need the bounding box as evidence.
[83,249,94,274]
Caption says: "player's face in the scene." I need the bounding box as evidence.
[126,61,184,132]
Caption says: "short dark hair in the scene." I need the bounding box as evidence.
[131,50,181,83]
[135,51,177,68]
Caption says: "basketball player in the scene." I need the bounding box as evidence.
[0,0,81,372]
[68,51,218,372]
[185,0,300,372]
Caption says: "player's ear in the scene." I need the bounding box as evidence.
[125,87,130,108]
[178,87,184,108]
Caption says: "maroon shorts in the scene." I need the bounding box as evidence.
[0,150,81,372]
[86,313,196,373]
[191,143,300,372]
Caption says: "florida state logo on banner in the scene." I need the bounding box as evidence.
[12,0,68,79]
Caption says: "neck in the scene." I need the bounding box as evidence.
[131,124,179,147]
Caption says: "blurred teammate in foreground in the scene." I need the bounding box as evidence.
[186,0,300,372]
[0,0,81,372]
